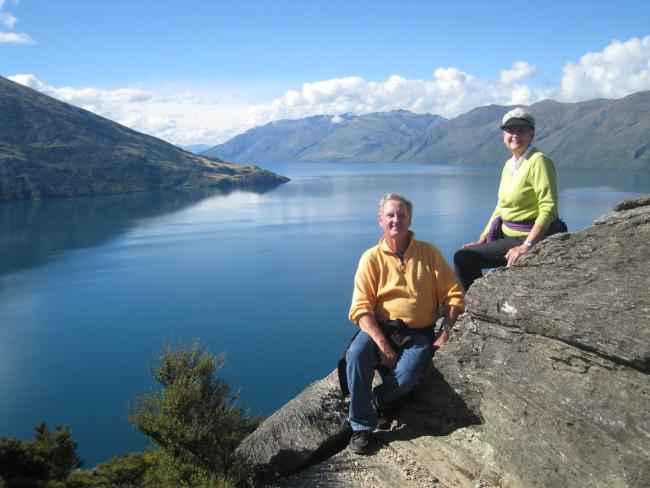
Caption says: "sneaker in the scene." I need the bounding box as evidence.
[375,402,400,430]
[375,391,413,430]
[376,409,392,430]
[348,430,372,454]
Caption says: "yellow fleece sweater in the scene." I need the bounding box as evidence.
[349,232,465,328]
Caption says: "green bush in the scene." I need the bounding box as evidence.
[1,341,259,487]
[67,452,147,487]
[129,341,260,487]
[0,423,82,487]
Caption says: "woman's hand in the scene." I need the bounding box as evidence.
[505,244,529,266]
[462,235,487,248]
[506,224,545,266]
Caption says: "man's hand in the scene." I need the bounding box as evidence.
[433,305,460,349]
[358,315,398,369]
[377,340,398,369]
[433,330,449,348]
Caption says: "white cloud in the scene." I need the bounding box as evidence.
[0,0,33,44]
[500,61,537,85]
[8,73,43,89]
[557,35,650,101]
[9,74,152,106]
[9,35,650,146]
[0,30,32,43]
[9,74,252,146]
[247,66,541,127]
[248,37,650,130]
[507,84,534,106]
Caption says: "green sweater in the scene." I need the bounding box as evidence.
[482,148,559,237]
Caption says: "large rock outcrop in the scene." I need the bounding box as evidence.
[237,194,650,488]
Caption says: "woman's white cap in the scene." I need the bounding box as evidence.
[500,108,535,129]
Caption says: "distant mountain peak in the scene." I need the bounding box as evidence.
[202,93,650,169]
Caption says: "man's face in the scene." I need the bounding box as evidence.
[379,199,411,239]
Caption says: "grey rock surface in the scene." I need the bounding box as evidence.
[238,194,650,488]
[235,371,349,481]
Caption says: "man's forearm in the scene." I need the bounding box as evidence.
[358,314,397,366]
[435,305,461,349]
[446,305,460,327]
[358,315,389,349]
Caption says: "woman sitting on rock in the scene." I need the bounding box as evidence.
[453,108,567,290]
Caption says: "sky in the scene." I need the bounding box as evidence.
[2,0,650,146]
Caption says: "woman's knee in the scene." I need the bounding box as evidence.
[454,247,479,268]
[453,248,465,267]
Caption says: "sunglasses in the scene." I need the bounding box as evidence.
[503,126,531,135]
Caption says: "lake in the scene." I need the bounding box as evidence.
[0,162,648,467]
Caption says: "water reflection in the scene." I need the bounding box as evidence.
[0,183,284,276]
[558,167,650,192]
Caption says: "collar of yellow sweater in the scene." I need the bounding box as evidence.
[378,231,415,256]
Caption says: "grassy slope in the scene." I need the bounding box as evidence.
[0,76,288,202]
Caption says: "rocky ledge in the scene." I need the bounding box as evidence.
[237,194,650,488]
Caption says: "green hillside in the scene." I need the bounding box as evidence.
[0,76,288,202]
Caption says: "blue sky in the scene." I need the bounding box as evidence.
[2,0,650,145]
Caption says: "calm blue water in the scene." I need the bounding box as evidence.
[0,162,648,466]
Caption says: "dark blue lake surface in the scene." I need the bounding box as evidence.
[0,162,648,466]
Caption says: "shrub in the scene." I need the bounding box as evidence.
[129,341,259,487]
[0,423,82,487]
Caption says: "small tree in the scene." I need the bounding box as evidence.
[32,424,83,481]
[0,436,49,487]
[67,452,147,488]
[0,423,82,487]
[128,341,258,487]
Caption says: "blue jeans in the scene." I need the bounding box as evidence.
[345,330,432,431]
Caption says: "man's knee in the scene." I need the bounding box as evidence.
[394,342,431,390]
[393,363,426,395]
[346,332,377,366]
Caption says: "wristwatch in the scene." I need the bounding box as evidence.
[441,321,452,332]
[524,240,534,248]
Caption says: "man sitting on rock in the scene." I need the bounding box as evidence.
[346,193,465,454]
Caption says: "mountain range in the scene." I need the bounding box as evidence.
[0,76,288,202]
[203,91,650,169]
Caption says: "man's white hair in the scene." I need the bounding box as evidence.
[378,193,413,217]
